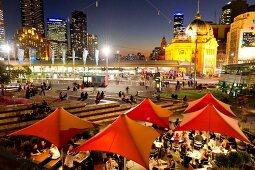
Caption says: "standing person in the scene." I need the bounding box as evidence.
[126,86,129,94]
[84,92,88,100]
[118,91,122,98]
[101,91,105,99]
[40,83,45,96]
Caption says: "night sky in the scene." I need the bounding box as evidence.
[2,0,254,56]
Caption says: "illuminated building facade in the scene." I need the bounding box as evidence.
[20,0,45,36]
[46,18,68,58]
[173,13,184,37]
[220,0,248,25]
[211,24,230,68]
[0,0,5,43]
[70,11,87,59]
[226,12,255,64]
[87,34,98,59]
[165,14,218,75]
[14,27,50,61]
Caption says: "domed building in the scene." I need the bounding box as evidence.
[165,13,218,75]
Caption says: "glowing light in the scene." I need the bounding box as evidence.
[103,46,110,56]
[1,44,11,53]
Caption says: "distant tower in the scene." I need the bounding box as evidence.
[220,0,248,24]
[46,18,68,58]
[20,0,45,36]
[70,11,87,59]
[161,36,167,50]
[87,34,98,58]
[0,0,5,43]
[173,13,184,37]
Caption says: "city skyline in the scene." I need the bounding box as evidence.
[2,0,255,56]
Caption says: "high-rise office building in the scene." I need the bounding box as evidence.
[173,13,184,37]
[87,34,98,59]
[20,0,45,36]
[70,11,87,58]
[47,18,68,58]
[0,0,5,43]
[220,0,248,25]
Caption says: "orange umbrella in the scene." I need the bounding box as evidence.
[9,107,97,148]
[175,104,250,143]
[184,93,237,118]
[74,114,160,169]
[125,98,173,128]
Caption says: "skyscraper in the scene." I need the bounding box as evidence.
[0,0,5,43]
[46,18,68,58]
[87,34,98,59]
[20,0,45,36]
[70,11,87,58]
[220,0,248,25]
[173,13,184,37]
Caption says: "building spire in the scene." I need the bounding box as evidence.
[195,0,201,19]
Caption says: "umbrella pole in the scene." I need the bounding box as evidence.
[124,157,127,170]
[61,148,64,169]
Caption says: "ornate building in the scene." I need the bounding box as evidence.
[165,13,218,75]
[14,27,50,61]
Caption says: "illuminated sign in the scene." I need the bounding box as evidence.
[241,32,255,47]
[174,13,183,16]
[48,18,63,22]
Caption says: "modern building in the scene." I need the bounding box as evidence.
[173,13,184,37]
[70,11,87,59]
[226,12,255,64]
[211,24,230,68]
[20,0,45,36]
[0,0,5,43]
[220,0,248,25]
[46,18,68,59]
[165,13,218,75]
[86,34,98,59]
[219,62,255,96]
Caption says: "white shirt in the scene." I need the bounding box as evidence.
[49,146,60,159]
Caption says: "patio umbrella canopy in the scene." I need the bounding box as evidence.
[74,114,160,169]
[184,93,237,118]
[175,104,250,143]
[125,98,173,128]
[9,107,97,148]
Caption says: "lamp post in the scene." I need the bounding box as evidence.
[103,46,110,78]
[194,32,198,88]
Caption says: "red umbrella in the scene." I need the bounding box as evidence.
[74,114,160,169]
[175,104,250,143]
[125,98,173,128]
[9,107,97,148]
[184,93,237,118]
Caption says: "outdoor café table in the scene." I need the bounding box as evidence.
[31,149,51,164]
[186,150,201,164]
[153,141,163,148]
[73,151,88,164]
[149,159,167,170]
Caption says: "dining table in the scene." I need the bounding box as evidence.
[149,159,167,170]
[31,149,51,164]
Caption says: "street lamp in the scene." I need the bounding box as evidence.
[103,46,110,78]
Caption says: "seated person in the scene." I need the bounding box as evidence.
[221,139,229,150]
[80,92,85,100]
[105,156,118,170]
[200,148,209,164]
[191,159,203,169]
[167,154,175,169]
[38,140,47,152]
[49,144,60,160]
[31,143,41,156]
[208,137,216,149]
